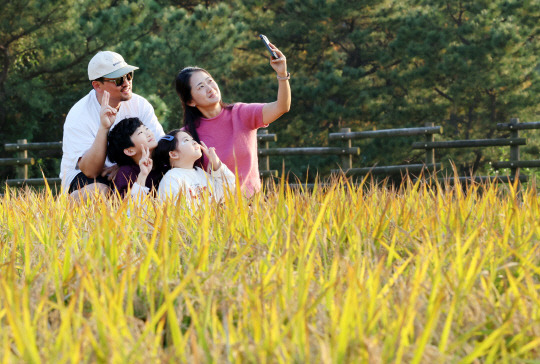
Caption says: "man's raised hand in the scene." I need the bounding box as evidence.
[100,91,117,129]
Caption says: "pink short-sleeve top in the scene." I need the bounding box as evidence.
[196,103,265,197]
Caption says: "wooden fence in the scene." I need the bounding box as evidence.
[410,118,539,183]
[328,124,442,176]
[260,118,539,185]
[1,141,62,187]
[2,118,539,189]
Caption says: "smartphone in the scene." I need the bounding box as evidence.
[259,34,278,59]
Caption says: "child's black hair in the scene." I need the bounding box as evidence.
[152,129,182,175]
[107,117,143,165]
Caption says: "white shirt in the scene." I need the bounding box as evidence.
[158,164,236,210]
[59,89,165,190]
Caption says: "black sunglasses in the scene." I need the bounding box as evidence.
[101,71,134,87]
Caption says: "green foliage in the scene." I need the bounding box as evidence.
[128,2,249,131]
[0,0,538,180]
[380,0,540,173]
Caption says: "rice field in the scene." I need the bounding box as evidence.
[0,177,539,363]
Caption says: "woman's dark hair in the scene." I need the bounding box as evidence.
[152,129,181,175]
[175,67,205,145]
[107,117,143,165]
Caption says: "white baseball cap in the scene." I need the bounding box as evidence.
[88,51,139,80]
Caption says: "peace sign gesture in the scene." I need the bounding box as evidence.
[139,144,153,177]
[100,91,117,129]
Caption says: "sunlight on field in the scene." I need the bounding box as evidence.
[0,178,539,363]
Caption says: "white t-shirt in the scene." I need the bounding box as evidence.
[60,89,164,190]
[158,164,236,210]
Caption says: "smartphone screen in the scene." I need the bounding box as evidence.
[259,34,278,59]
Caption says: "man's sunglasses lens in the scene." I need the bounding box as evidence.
[103,72,133,86]
[114,72,133,86]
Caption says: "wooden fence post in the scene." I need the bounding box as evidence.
[16,139,28,180]
[425,122,435,167]
[259,130,270,182]
[339,128,352,171]
[509,118,520,179]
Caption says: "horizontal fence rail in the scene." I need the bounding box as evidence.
[436,175,529,184]
[0,158,35,166]
[6,177,62,187]
[329,126,443,140]
[258,147,360,156]
[490,160,540,169]
[412,138,526,149]
[497,121,540,131]
[331,163,442,176]
[257,134,277,142]
[4,141,62,151]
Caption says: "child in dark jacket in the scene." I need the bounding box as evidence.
[107,117,161,198]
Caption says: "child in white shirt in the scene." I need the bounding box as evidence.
[153,129,235,209]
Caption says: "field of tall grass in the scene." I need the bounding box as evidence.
[0,177,539,363]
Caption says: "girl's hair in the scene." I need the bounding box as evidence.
[152,129,181,175]
[174,66,230,145]
[107,117,143,165]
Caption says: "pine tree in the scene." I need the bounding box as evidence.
[379,0,540,172]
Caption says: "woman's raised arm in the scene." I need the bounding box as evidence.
[262,43,291,125]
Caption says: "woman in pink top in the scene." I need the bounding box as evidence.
[174,42,291,197]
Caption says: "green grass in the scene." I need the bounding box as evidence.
[0,177,539,363]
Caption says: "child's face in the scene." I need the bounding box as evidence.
[174,131,202,161]
[130,125,158,153]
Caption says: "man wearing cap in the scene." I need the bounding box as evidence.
[60,51,164,198]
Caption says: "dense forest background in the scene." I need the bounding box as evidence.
[0,0,538,181]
